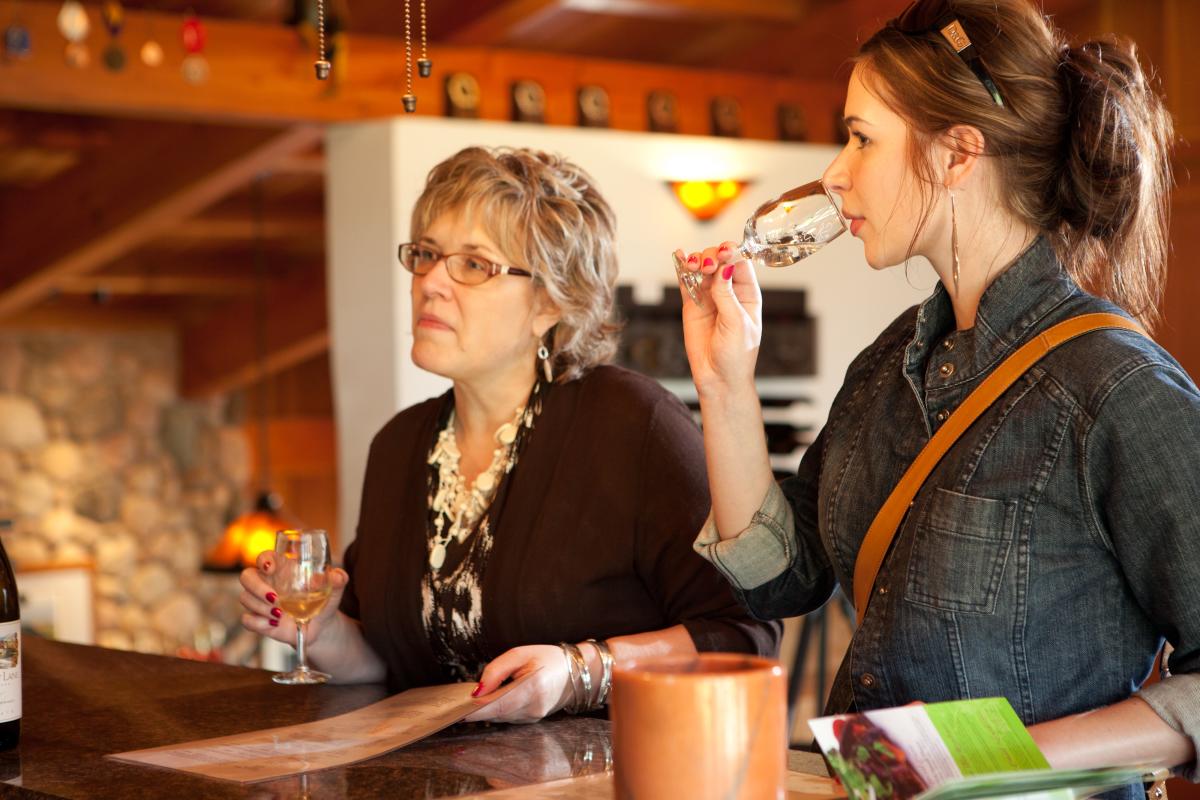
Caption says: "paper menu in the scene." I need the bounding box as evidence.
[109,676,531,784]
[809,698,1047,800]
[809,698,1154,800]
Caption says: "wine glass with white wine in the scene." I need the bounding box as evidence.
[673,179,847,305]
[271,529,333,685]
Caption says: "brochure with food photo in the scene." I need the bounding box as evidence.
[809,697,1158,800]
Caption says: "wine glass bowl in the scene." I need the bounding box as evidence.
[674,179,847,305]
[271,529,332,685]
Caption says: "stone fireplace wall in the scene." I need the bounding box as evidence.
[0,330,249,656]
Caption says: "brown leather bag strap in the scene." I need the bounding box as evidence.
[852,312,1144,625]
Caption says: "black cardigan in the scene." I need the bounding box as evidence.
[340,365,781,693]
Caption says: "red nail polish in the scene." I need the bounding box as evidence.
[722,264,735,280]
[718,243,731,255]
[703,258,715,269]
[471,682,483,697]
[270,607,282,619]
[687,254,698,265]
[265,592,277,603]
[269,618,279,627]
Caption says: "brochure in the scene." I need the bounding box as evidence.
[809,697,1156,800]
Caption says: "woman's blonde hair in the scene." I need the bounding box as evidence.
[411,146,620,382]
[857,0,1174,330]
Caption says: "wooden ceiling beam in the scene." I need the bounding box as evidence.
[180,269,328,398]
[164,216,326,242]
[0,123,321,320]
[56,275,260,297]
[0,4,834,130]
[273,153,326,176]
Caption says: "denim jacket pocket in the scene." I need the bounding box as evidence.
[905,488,1017,614]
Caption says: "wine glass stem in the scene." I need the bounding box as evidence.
[295,621,308,671]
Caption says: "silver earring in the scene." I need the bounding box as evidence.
[949,189,960,297]
[537,344,553,383]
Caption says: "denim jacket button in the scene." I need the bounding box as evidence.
[935,409,950,423]
[859,673,877,688]
[939,362,956,377]
[942,337,955,351]
[878,586,888,595]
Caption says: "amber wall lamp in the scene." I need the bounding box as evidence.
[669,179,749,222]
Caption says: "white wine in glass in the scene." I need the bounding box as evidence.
[674,179,847,306]
[272,529,332,685]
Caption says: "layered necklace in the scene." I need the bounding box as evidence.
[425,383,542,572]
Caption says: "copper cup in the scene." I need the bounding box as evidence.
[610,652,786,800]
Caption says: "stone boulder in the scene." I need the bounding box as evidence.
[40,440,84,483]
[13,472,53,517]
[0,395,47,450]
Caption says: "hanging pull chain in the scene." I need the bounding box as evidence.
[402,0,416,111]
[417,0,431,77]
[313,0,330,79]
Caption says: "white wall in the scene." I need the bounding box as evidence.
[326,117,934,549]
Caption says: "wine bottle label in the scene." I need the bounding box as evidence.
[0,620,20,723]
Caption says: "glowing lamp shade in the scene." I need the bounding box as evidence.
[670,180,747,222]
[204,492,289,571]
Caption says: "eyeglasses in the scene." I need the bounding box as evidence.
[398,242,534,286]
[891,1,1005,108]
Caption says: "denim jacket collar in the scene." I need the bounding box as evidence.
[906,236,1075,397]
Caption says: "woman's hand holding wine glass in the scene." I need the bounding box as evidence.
[238,529,349,683]
[674,242,763,400]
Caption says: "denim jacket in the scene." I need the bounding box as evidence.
[697,238,1200,781]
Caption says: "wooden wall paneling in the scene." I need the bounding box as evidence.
[180,265,328,397]
[245,417,339,547]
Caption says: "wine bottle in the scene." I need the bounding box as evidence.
[0,520,20,750]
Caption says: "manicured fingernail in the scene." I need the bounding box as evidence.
[471,683,483,697]
[265,592,277,603]
[722,265,735,280]
[270,607,282,619]
[687,254,698,266]
[718,243,731,255]
[269,618,279,627]
[703,257,714,268]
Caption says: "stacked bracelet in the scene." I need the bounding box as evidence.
[559,642,591,714]
[587,638,614,707]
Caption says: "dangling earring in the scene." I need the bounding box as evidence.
[948,188,961,297]
[537,343,553,383]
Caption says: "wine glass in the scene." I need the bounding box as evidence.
[673,179,847,306]
[271,529,333,685]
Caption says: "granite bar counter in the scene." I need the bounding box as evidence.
[0,636,617,799]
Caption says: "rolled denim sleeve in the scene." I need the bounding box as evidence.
[1136,673,1200,781]
[693,481,795,591]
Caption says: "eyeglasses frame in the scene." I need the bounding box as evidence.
[398,242,534,286]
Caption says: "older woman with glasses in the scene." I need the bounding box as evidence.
[239,146,780,722]
[678,0,1197,782]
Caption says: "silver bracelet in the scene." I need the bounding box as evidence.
[556,642,580,714]
[559,642,591,714]
[587,639,614,707]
